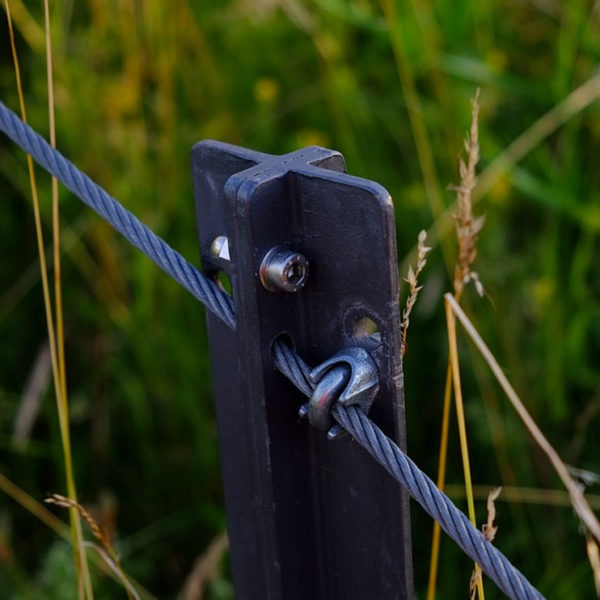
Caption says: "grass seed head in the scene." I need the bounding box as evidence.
[453,89,485,300]
[45,493,110,549]
[401,230,431,355]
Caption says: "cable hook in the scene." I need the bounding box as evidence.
[299,347,379,440]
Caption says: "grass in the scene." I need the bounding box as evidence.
[427,89,485,599]
[3,1,92,597]
[1,1,600,598]
[446,292,600,542]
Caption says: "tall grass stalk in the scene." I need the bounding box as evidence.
[0,471,68,537]
[426,365,452,600]
[380,0,451,272]
[445,299,485,600]
[4,1,93,597]
[445,485,600,510]
[41,1,94,596]
[178,532,229,600]
[427,90,483,600]
[0,472,157,599]
[586,535,600,597]
[1,4,598,596]
[44,0,66,433]
[46,494,134,600]
[475,72,600,201]
[445,293,600,543]
[0,0,44,50]
[398,70,600,285]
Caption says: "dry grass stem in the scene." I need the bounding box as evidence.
[451,89,484,300]
[13,342,51,445]
[381,0,445,225]
[0,473,156,598]
[475,72,600,200]
[178,532,229,600]
[84,542,140,600]
[586,535,600,597]
[400,71,600,283]
[401,229,431,355]
[470,488,502,599]
[426,364,452,600]
[445,292,600,543]
[0,0,45,50]
[445,484,600,509]
[44,0,68,435]
[0,473,67,537]
[469,568,481,600]
[46,494,133,600]
[482,486,501,542]
[4,3,92,597]
[445,298,485,600]
[427,89,485,600]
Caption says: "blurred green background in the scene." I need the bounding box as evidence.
[1,0,600,598]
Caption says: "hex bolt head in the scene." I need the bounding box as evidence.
[260,247,309,293]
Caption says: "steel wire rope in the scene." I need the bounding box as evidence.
[270,340,544,600]
[0,99,543,600]
[0,100,235,330]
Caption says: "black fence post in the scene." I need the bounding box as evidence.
[192,141,414,600]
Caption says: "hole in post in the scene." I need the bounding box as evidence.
[272,332,296,352]
[216,271,232,295]
[353,316,379,340]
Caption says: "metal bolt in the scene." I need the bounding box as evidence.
[260,246,309,293]
[210,235,230,266]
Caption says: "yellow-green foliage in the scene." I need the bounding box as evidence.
[1,1,600,598]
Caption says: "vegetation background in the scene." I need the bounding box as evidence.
[1,0,599,598]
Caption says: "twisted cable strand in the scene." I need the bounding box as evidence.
[0,100,235,330]
[271,344,544,600]
[0,98,544,600]
[333,406,541,600]
[271,339,313,397]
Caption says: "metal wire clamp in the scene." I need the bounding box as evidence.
[299,347,380,440]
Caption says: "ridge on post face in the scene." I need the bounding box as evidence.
[192,140,413,600]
